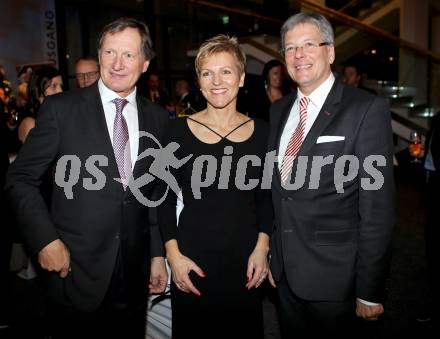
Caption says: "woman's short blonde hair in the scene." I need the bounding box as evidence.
[195,35,246,76]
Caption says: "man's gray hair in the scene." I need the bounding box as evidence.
[97,17,155,60]
[280,13,334,50]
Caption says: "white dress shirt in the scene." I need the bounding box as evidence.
[278,73,335,169]
[98,79,139,170]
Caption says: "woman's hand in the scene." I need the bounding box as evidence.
[246,233,270,289]
[166,240,205,296]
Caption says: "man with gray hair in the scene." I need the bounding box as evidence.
[267,12,395,337]
[7,17,168,338]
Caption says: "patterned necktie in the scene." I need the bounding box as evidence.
[280,96,310,183]
[112,98,131,189]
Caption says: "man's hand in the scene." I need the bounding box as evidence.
[149,257,168,294]
[356,300,384,321]
[38,239,70,278]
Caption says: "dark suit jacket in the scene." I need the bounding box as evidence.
[269,79,395,303]
[147,89,170,108]
[179,90,207,113]
[6,83,169,312]
[425,113,440,171]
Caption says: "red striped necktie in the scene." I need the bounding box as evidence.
[280,96,310,183]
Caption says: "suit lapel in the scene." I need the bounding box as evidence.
[274,79,344,190]
[133,94,147,177]
[275,93,297,152]
[274,93,296,184]
[297,79,344,157]
[124,94,156,199]
[79,84,122,190]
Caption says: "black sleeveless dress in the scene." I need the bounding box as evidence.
[159,117,273,339]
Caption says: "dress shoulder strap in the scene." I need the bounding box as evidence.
[187,117,224,139]
[223,119,253,138]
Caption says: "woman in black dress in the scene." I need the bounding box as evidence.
[159,35,273,338]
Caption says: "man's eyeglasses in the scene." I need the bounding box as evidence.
[281,42,331,56]
[76,71,99,79]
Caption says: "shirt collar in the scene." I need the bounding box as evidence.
[297,73,335,109]
[98,79,137,107]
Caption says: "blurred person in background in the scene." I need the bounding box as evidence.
[75,56,100,88]
[18,66,63,143]
[0,77,13,334]
[0,70,20,153]
[342,63,376,94]
[145,72,170,107]
[263,59,289,104]
[249,59,291,121]
[174,78,206,116]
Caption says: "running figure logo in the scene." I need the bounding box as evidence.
[127,131,192,207]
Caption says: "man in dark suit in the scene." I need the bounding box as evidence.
[423,112,439,322]
[267,13,395,337]
[145,73,170,108]
[6,18,168,338]
[174,78,206,115]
